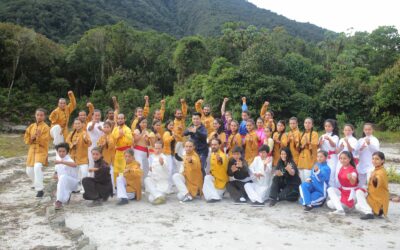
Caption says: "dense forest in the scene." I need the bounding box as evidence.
[0,0,330,43]
[0,21,399,131]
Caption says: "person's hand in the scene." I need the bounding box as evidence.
[119,128,124,137]
[68,91,73,95]
[263,157,271,165]
[242,97,246,103]
[180,98,185,103]
[88,168,96,172]
[236,159,243,168]
[55,160,63,164]
[216,154,223,164]
[306,178,312,183]
[112,96,117,102]
[314,165,319,172]
[285,162,293,172]
[187,156,193,163]
[223,97,229,103]
[161,99,166,105]
[324,135,330,140]
[97,125,103,131]
[365,138,370,145]
[72,140,78,146]
[231,164,238,172]
[31,134,37,141]
[264,101,269,106]
[86,102,92,108]
[275,170,283,176]
[189,126,196,133]
[144,96,149,102]
[198,99,204,104]
[159,157,164,165]
[53,173,58,180]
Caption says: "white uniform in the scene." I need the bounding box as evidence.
[335,136,358,187]
[50,125,64,145]
[244,156,273,203]
[145,154,170,202]
[356,136,379,188]
[319,133,339,187]
[87,121,104,172]
[55,155,79,203]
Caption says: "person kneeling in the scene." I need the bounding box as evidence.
[269,147,301,207]
[173,140,203,202]
[54,143,79,210]
[116,149,143,205]
[299,150,331,212]
[203,138,229,203]
[227,146,252,204]
[82,147,113,206]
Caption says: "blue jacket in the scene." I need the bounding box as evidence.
[183,124,208,155]
[239,103,248,136]
[310,161,331,194]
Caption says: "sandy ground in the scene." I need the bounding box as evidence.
[0,143,399,250]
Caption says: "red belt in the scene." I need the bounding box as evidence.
[327,150,336,159]
[116,146,131,152]
[134,145,149,152]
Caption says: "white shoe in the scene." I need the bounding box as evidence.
[182,194,193,202]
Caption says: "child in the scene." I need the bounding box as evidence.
[53,143,79,210]
[244,119,259,165]
[319,119,339,187]
[356,123,380,188]
[256,118,266,148]
[287,117,301,165]
[220,97,233,141]
[226,120,242,157]
[260,101,276,132]
[97,121,116,190]
[298,118,319,182]
[49,91,76,145]
[87,109,104,171]
[227,146,251,204]
[335,124,358,187]
[269,147,301,207]
[272,120,288,167]
[116,149,143,205]
[24,108,50,198]
[299,151,331,211]
[82,147,113,206]
[327,151,358,215]
[263,127,274,157]
[145,141,169,204]
[244,145,273,206]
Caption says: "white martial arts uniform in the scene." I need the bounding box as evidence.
[50,125,64,146]
[87,121,104,171]
[319,132,339,187]
[26,163,44,191]
[145,153,170,202]
[116,175,136,200]
[356,135,379,188]
[55,155,79,203]
[244,156,273,203]
[202,175,225,201]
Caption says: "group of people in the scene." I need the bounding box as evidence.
[24,91,391,220]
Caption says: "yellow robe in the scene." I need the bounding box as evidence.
[124,161,143,200]
[210,150,229,189]
[130,103,150,131]
[49,92,76,139]
[367,166,389,216]
[195,100,214,135]
[97,134,116,166]
[83,103,95,130]
[162,131,175,156]
[24,121,50,167]
[298,131,319,170]
[272,132,288,166]
[288,128,301,165]
[111,125,133,177]
[227,133,242,157]
[260,103,276,132]
[173,101,188,142]
[183,152,203,197]
[244,131,259,164]
[66,130,92,165]
[207,131,226,151]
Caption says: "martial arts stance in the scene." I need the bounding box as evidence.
[49,91,76,145]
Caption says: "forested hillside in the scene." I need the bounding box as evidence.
[0,22,399,130]
[0,0,330,43]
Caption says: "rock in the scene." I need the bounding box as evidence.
[77,237,90,249]
[31,245,59,250]
[49,215,66,228]
[69,229,84,241]
[80,245,97,250]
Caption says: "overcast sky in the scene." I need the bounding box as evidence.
[248,0,400,33]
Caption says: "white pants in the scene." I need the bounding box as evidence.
[299,169,311,183]
[56,175,79,203]
[244,182,269,203]
[110,165,115,191]
[327,187,345,211]
[88,146,95,170]
[355,189,373,215]
[358,173,369,189]
[173,173,189,201]
[134,149,149,179]
[78,164,89,181]
[202,175,225,201]
[50,125,64,145]
[144,177,165,203]
[166,155,177,191]
[26,163,44,191]
[116,176,136,200]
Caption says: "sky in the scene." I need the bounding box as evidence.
[248,0,400,33]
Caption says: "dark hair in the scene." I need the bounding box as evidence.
[55,142,70,153]
[266,110,274,117]
[246,119,255,126]
[211,138,222,145]
[276,120,286,141]
[280,147,293,162]
[318,150,328,158]
[259,145,270,153]
[35,108,47,115]
[325,119,339,137]
[232,146,243,154]
[124,148,135,157]
[154,140,163,147]
[343,123,356,138]
[136,117,147,133]
[192,112,202,118]
[91,146,102,154]
[372,151,385,161]
[78,110,87,115]
[362,122,374,137]
[103,121,112,128]
[289,117,298,122]
[242,110,250,116]
[300,117,314,150]
[256,117,264,124]
[339,151,356,168]
[214,118,224,134]
[135,107,143,115]
[152,119,162,134]
[230,120,239,132]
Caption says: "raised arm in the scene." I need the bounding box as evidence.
[260,101,269,118]
[112,96,119,122]
[143,96,150,118]
[86,102,95,123]
[160,99,166,121]
[241,97,248,112]
[195,99,204,115]
[181,99,188,119]
[221,97,228,116]
[67,91,77,114]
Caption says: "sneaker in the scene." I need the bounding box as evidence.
[88,199,102,207]
[239,197,246,202]
[269,200,278,207]
[54,201,63,210]
[251,201,265,207]
[207,199,221,203]
[182,194,193,202]
[329,209,345,216]
[36,190,44,198]
[304,205,313,212]
[117,198,129,206]
[360,213,374,220]
[234,199,247,205]
[153,196,166,205]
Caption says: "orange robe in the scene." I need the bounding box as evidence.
[162,131,176,156]
[195,100,214,135]
[130,102,150,131]
[66,130,92,165]
[288,128,301,165]
[272,132,288,166]
[97,134,116,166]
[124,161,143,200]
[83,103,95,130]
[227,133,242,157]
[298,131,319,170]
[49,92,76,139]
[244,131,259,164]
[173,101,188,142]
[24,121,50,167]
[367,166,389,216]
[183,152,203,197]
[260,103,276,132]
[210,150,229,189]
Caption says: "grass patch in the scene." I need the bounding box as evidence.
[0,134,28,158]
[374,131,400,144]
[387,166,400,184]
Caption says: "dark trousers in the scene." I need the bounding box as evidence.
[199,151,208,177]
[227,180,249,201]
[269,176,299,202]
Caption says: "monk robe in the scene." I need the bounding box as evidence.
[173,101,188,142]
[130,103,150,132]
[260,103,276,132]
[49,92,77,140]
[298,131,319,170]
[83,103,95,130]
[156,101,166,136]
[183,152,203,197]
[244,131,259,164]
[195,100,214,135]
[367,165,389,216]
[288,128,301,165]
[227,133,242,157]
[207,131,226,150]
[163,131,178,156]
[66,130,92,165]
[272,132,288,166]
[124,161,143,200]
[210,150,229,189]
[111,125,133,182]
[97,134,116,166]
[24,121,50,167]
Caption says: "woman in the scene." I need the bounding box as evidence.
[256,118,266,148]
[133,117,155,178]
[319,119,339,187]
[163,120,179,192]
[244,119,259,165]
[272,120,288,167]
[207,118,226,151]
[297,117,318,182]
[226,120,242,157]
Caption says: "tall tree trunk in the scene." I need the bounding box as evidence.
[7,52,20,101]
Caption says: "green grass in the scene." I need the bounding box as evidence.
[0,134,28,158]
[387,166,400,184]
[374,131,400,144]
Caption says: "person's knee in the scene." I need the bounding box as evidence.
[34,163,43,171]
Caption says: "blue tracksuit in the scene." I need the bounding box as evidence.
[239,103,248,136]
[299,162,331,206]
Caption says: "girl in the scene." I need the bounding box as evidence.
[227,120,242,157]
[66,118,92,187]
[269,147,301,207]
[207,118,227,151]
[272,120,288,167]
[319,119,340,187]
[355,151,389,220]
[327,151,358,215]
[260,101,276,132]
[97,121,116,190]
[152,120,163,142]
[356,123,380,188]
[163,120,179,192]
[256,118,266,147]
[287,117,301,165]
[263,127,274,157]
[220,97,232,141]
[335,124,358,187]
[297,118,319,182]
[133,117,155,179]
[244,119,259,165]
